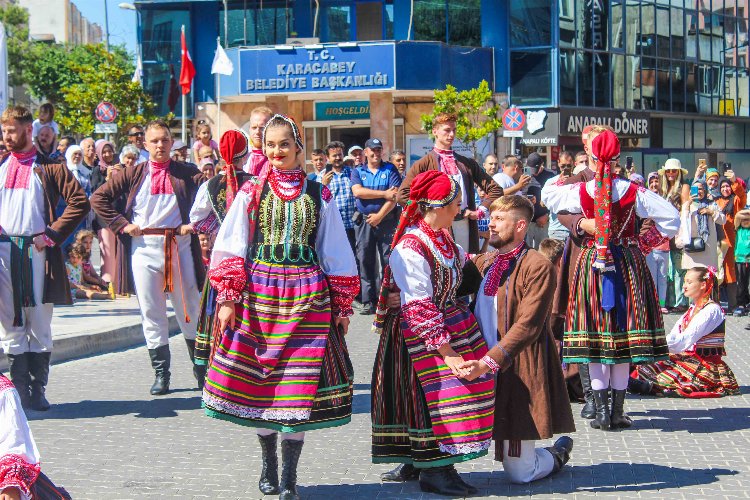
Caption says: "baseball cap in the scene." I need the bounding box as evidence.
[348,145,363,155]
[526,152,543,170]
[171,140,186,152]
[365,138,383,149]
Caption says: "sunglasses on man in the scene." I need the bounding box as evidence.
[129,131,144,137]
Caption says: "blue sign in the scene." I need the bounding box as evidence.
[315,101,370,120]
[239,43,395,95]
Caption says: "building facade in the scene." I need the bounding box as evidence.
[20,0,103,45]
[135,0,750,177]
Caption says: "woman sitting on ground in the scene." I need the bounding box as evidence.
[632,266,740,398]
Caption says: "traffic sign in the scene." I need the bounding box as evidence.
[95,101,118,124]
[95,123,118,134]
[502,107,526,131]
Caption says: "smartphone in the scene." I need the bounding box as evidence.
[324,164,333,174]
[523,166,535,177]
[723,162,730,173]
[625,156,633,171]
[690,185,699,198]
[561,165,572,177]
[699,158,706,168]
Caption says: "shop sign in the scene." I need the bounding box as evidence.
[560,109,650,138]
[518,110,559,146]
[239,43,395,95]
[315,101,370,120]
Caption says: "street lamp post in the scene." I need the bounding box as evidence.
[104,0,110,51]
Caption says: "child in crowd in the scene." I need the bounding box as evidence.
[735,208,750,316]
[66,244,111,301]
[74,229,110,293]
[198,145,216,179]
[198,232,213,268]
[32,102,60,140]
[192,123,219,161]
[632,266,740,398]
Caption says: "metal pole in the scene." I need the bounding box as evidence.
[223,0,228,46]
[216,36,221,137]
[104,0,110,51]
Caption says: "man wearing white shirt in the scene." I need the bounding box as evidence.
[493,156,531,195]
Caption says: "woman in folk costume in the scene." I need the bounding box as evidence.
[371,170,495,497]
[188,130,253,389]
[632,266,739,398]
[204,115,359,500]
[542,129,680,431]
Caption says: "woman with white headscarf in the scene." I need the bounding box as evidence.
[65,145,92,197]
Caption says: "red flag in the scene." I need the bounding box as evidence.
[179,30,195,95]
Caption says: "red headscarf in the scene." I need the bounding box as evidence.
[590,129,621,269]
[390,170,459,249]
[219,129,248,209]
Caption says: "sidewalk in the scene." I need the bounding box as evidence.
[0,297,178,372]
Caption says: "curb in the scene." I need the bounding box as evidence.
[0,314,179,372]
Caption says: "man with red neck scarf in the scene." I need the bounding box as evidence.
[0,106,90,412]
[91,120,205,396]
[398,112,502,253]
[243,106,272,176]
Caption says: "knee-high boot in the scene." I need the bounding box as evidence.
[258,433,280,495]
[590,389,612,431]
[579,363,595,419]
[610,389,633,428]
[279,439,304,500]
[148,344,171,395]
[7,353,32,409]
[28,352,51,411]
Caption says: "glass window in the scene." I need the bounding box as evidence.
[726,122,744,149]
[560,49,577,105]
[693,120,706,149]
[510,50,552,106]
[413,0,447,43]
[510,0,551,47]
[664,119,686,149]
[448,0,480,46]
[611,1,624,50]
[226,2,294,47]
[385,4,394,39]
[322,5,351,42]
[656,58,671,111]
[706,121,725,149]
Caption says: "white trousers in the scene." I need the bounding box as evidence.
[131,234,200,349]
[501,440,555,484]
[0,243,53,355]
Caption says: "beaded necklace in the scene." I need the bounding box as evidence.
[418,219,454,259]
[268,166,305,201]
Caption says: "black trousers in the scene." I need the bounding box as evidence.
[355,214,398,304]
[737,262,750,308]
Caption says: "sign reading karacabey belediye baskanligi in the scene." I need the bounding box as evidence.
[239,43,395,95]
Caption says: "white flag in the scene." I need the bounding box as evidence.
[132,54,142,84]
[211,41,234,76]
[0,25,8,111]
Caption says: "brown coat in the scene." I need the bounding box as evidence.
[473,249,575,446]
[90,161,206,289]
[398,151,502,253]
[16,154,91,305]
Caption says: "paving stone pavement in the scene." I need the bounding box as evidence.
[20,312,750,499]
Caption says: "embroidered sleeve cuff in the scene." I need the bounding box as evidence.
[193,213,219,235]
[638,224,667,256]
[0,454,41,499]
[208,256,246,304]
[42,234,56,248]
[494,344,513,371]
[328,275,360,317]
[481,355,500,374]
[402,297,449,351]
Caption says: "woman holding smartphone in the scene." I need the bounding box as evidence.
[658,159,691,311]
[678,180,725,272]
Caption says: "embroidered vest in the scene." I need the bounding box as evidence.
[580,180,639,245]
[693,320,726,357]
[206,172,251,223]
[401,233,462,310]
[251,180,323,265]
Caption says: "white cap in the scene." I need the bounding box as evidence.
[348,145,363,155]
[171,140,187,151]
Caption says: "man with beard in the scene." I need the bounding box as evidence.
[91,120,204,396]
[0,106,90,411]
[35,125,59,160]
[459,195,575,484]
[243,106,272,176]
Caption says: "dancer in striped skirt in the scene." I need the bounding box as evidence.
[205,115,359,500]
[371,170,495,497]
[633,266,740,398]
[542,128,680,431]
[188,129,252,388]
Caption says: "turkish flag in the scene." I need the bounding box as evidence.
[179,30,195,95]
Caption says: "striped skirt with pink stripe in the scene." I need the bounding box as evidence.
[203,261,353,432]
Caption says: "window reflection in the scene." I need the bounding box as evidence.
[413,0,480,46]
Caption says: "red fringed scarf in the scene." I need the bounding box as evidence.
[590,130,621,270]
[4,150,37,189]
[433,148,459,176]
[150,159,174,195]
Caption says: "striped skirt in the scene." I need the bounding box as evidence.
[633,353,740,398]
[203,261,353,432]
[194,280,217,365]
[564,246,669,364]
[371,305,495,468]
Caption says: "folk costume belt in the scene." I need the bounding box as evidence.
[141,228,191,323]
[0,233,42,327]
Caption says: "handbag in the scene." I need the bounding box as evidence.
[684,236,706,253]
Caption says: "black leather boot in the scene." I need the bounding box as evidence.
[610,389,633,429]
[7,353,32,409]
[148,345,171,395]
[578,364,595,419]
[28,352,51,411]
[419,465,470,496]
[257,433,280,495]
[184,339,205,389]
[590,389,612,430]
[279,439,304,500]
[627,376,653,395]
[545,436,574,474]
[380,463,420,482]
